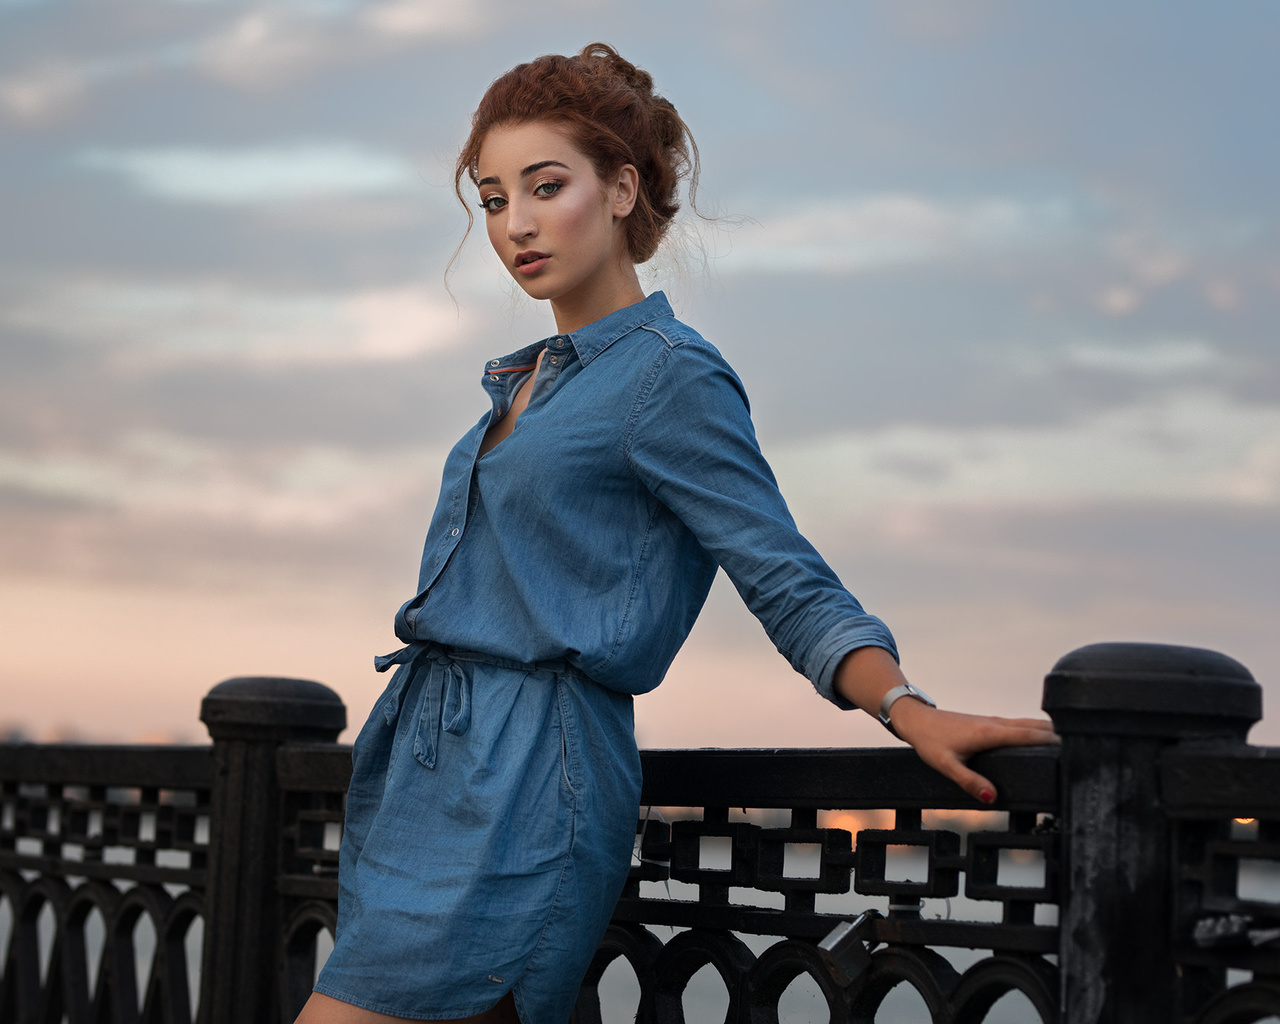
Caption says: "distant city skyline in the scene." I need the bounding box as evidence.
[2,0,1277,747]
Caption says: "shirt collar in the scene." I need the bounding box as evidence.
[566,291,673,366]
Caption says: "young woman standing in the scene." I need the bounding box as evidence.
[295,42,1055,1024]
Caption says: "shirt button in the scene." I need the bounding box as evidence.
[490,358,500,366]
[554,338,564,348]
[489,374,499,381]
[451,528,459,536]
[548,355,559,365]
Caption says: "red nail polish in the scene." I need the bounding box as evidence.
[979,788,995,805]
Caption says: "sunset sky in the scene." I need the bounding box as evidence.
[2,0,1277,749]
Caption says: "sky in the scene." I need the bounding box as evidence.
[1,0,1277,749]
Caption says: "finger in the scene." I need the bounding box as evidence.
[952,731,1059,761]
[995,726,1061,747]
[985,716,1057,732]
[936,756,997,805]
[961,719,1059,748]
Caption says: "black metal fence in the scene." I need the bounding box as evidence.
[2,642,1279,1023]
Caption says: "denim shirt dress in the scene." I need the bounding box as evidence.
[314,292,897,1022]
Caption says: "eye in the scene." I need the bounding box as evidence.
[478,195,507,213]
[533,180,563,198]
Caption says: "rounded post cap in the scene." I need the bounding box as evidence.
[201,676,346,740]
[1042,642,1259,739]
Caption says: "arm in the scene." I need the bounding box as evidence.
[627,335,1056,797]
[834,646,1058,804]
[625,337,896,705]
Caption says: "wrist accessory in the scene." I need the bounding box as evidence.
[877,683,936,738]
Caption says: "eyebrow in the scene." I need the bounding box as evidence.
[477,159,571,188]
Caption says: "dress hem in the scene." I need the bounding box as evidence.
[312,982,509,1020]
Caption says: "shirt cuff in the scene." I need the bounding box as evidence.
[810,618,900,711]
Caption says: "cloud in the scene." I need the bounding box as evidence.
[1107,230,1191,288]
[0,431,446,531]
[1094,284,1143,317]
[1,53,159,123]
[0,36,198,124]
[1204,279,1243,311]
[1,1,486,122]
[999,335,1246,385]
[1087,219,1267,316]
[771,389,1280,514]
[0,61,88,121]
[1063,338,1226,378]
[719,193,1079,275]
[358,0,478,36]
[76,142,419,205]
[4,278,470,367]
[194,7,347,88]
[195,1,485,88]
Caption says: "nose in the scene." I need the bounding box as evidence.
[506,199,536,242]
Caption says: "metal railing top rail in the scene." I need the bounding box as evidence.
[1163,745,1280,818]
[0,745,213,790]
[269,743,1060,809]
[636,746,1058,811]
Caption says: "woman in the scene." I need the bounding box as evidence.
[297,42,1055,1024]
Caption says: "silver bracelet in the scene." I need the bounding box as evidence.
[877,683,936,737]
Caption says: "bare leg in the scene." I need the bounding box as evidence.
[295,991,519,1024]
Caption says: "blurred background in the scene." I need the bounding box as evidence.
[1,0,1276,748]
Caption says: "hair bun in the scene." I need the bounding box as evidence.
[578,42,655,97]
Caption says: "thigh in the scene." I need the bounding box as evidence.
[295,991,519,1024]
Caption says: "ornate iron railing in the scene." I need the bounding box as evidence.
[1,642,1277,1023]
[0,746,212,1022]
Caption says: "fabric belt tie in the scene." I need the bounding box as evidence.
[374,644,472,770]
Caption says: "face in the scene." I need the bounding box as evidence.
[475,121,637,315]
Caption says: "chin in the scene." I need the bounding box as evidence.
[512,281,549,302]
[510,275,564,303]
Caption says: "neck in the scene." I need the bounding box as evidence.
[550,260,646,335]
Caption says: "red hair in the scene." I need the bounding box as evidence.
[454,42,700,264]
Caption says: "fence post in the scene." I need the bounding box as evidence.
[1042,642,1259,1023]
[198,677,346,1024]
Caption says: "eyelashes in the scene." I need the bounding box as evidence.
[478,179,565,214]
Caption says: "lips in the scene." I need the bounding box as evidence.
[515,250,550,275]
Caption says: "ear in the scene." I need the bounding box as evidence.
[611,164,639,218]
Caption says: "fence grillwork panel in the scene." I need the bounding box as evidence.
[2,642,1278,1023]
[582,749,1061,1023]
[0,746,211,1024]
